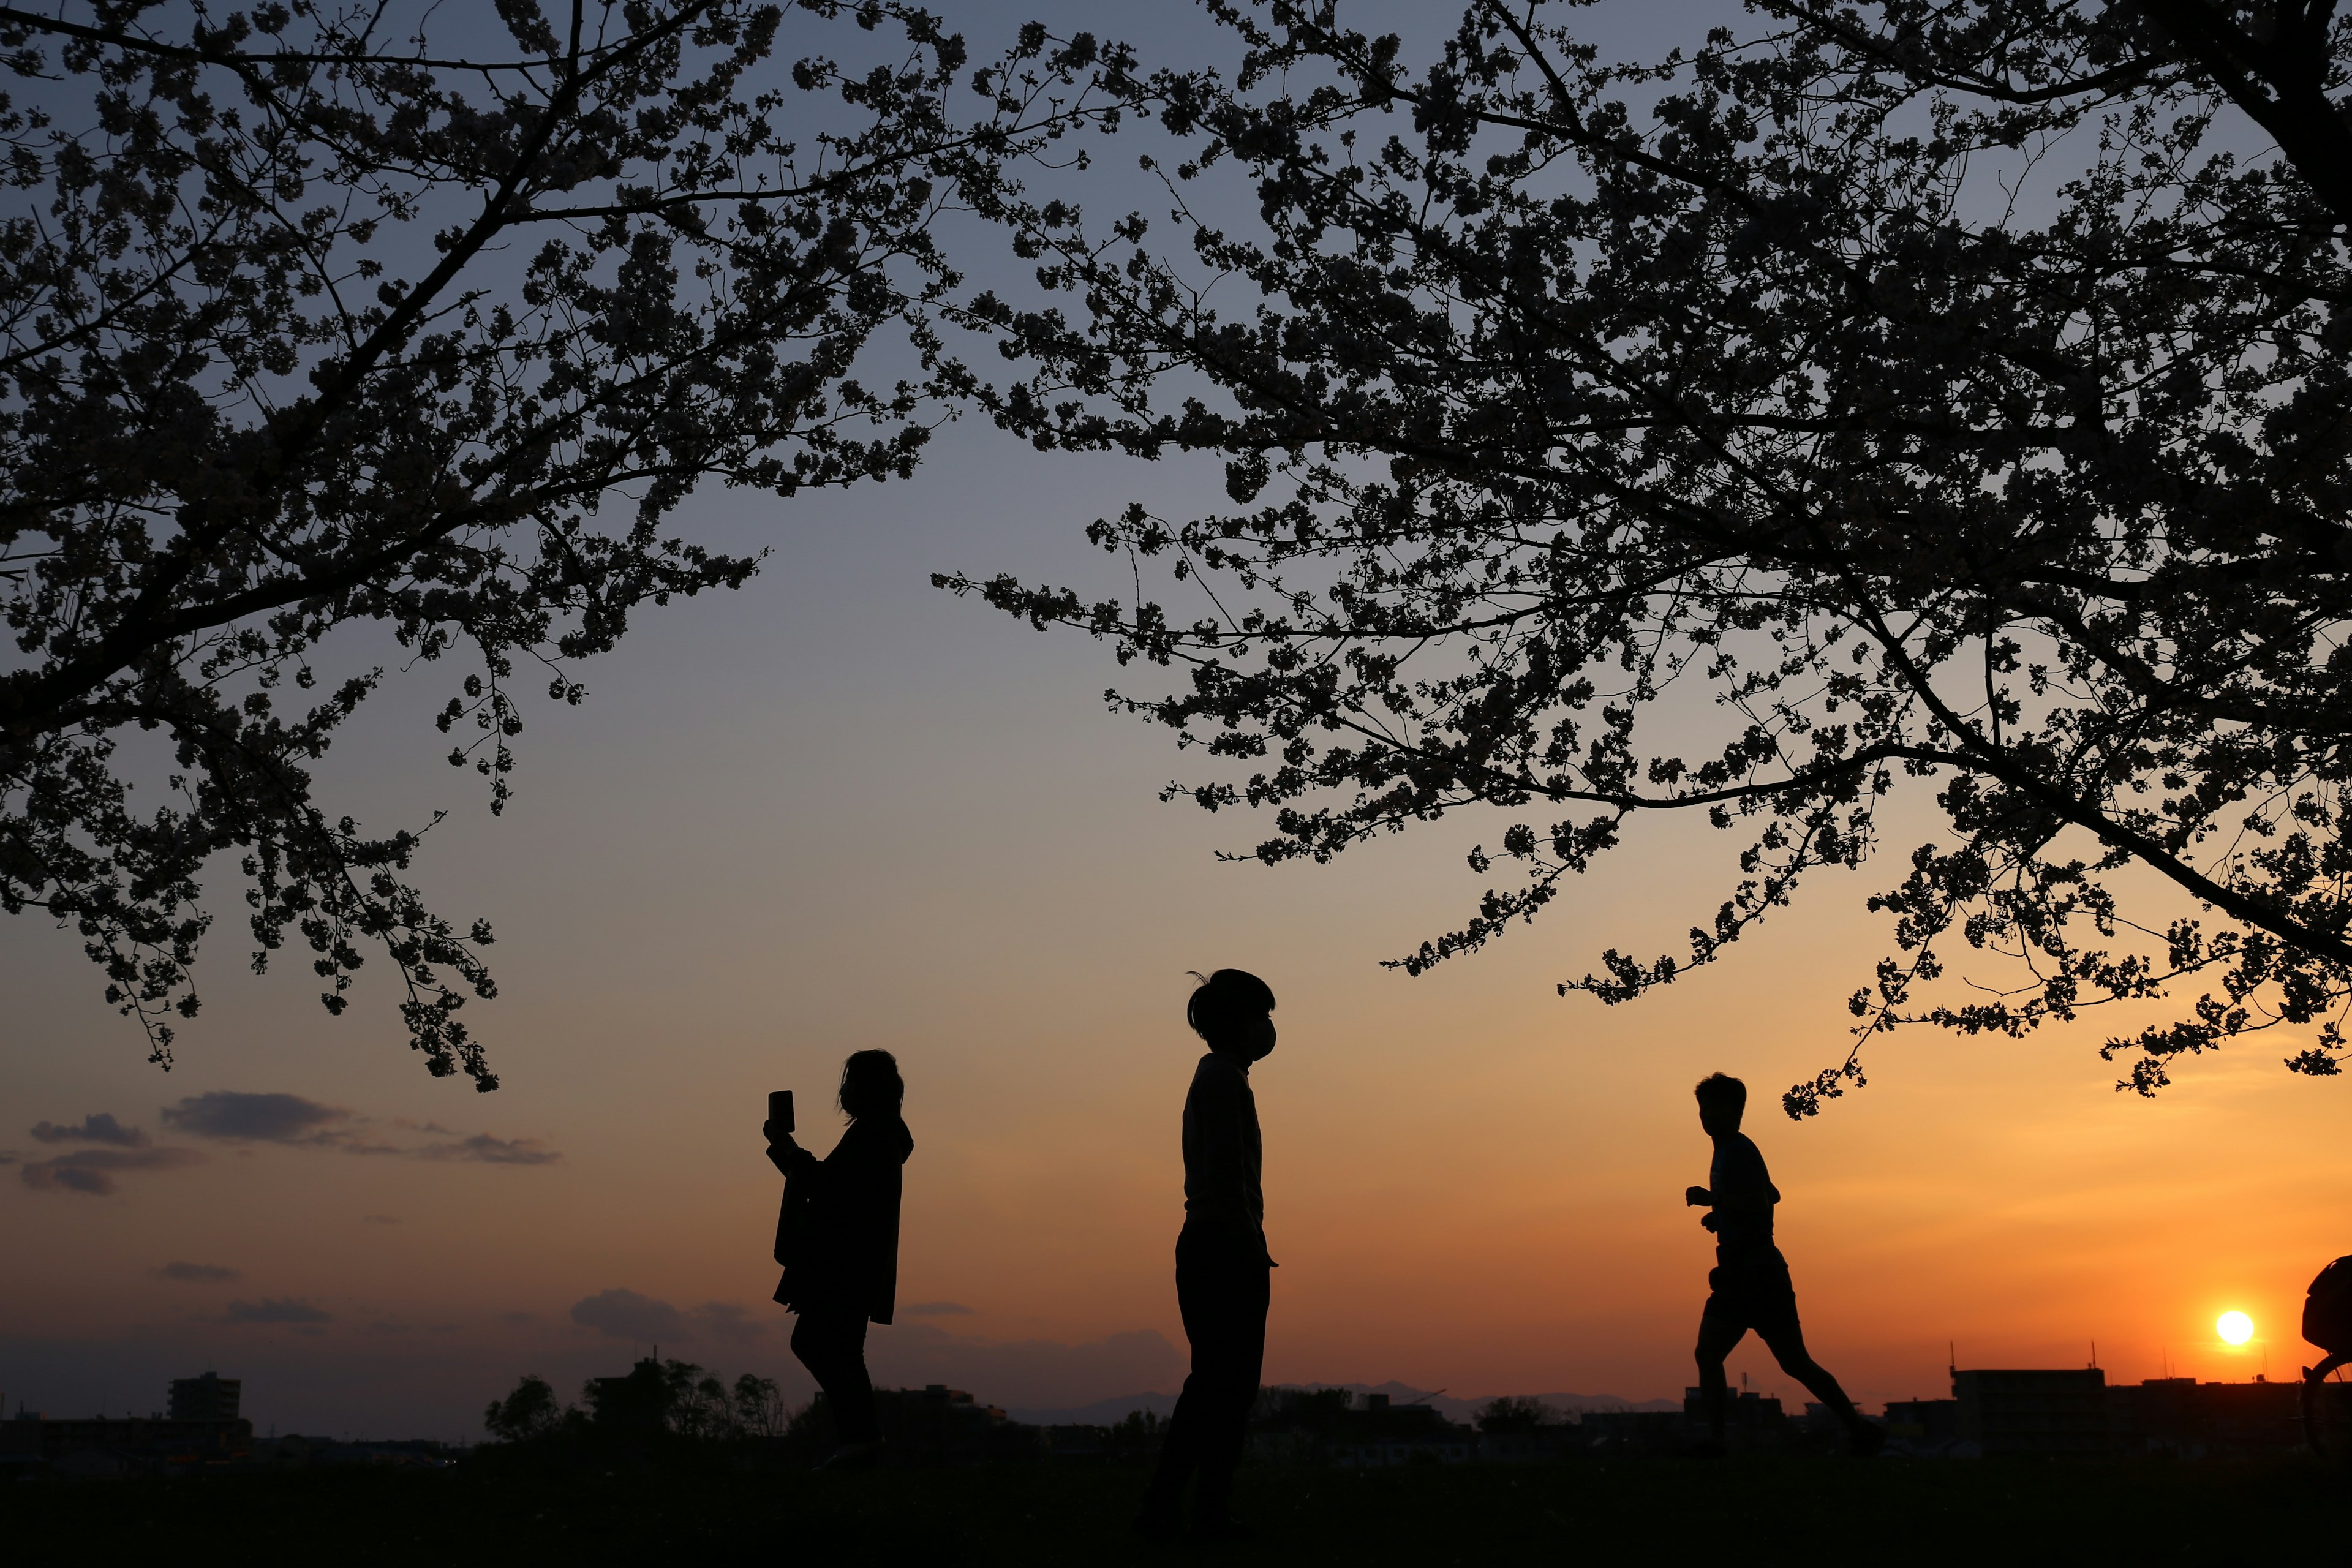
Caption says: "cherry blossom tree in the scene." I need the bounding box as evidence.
[945,1,2352,1110]
[0,1,1136,1085]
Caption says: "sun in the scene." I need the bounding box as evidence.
[2217,1310,2255,1346]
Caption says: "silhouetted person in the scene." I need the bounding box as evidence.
[1685,1072,1881,1457]
[1137,970,1278,1543]
[767,1049,913,1469]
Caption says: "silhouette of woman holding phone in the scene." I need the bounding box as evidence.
[766,1049,913,1468]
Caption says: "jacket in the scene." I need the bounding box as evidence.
[772,1114,914,1324]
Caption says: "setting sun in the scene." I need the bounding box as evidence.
[2217,1311,2255,1347]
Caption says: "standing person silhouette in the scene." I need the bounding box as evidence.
[767,1049,913,1469]
[1684,1072,1881,1457]
[1137,970,1278,1542]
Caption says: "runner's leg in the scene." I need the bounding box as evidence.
[1753,1304,1872,1447]
[1694,1292,1746,1447]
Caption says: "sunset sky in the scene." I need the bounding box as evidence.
[4,2,2346,1441]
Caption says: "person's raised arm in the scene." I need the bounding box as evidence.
[765,1119,819,1178]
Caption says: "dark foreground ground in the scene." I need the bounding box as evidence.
[13,1458,2343,1566]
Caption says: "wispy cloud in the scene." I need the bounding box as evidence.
[361,1214,399,1226]
[156,1261,239,1283]
[162,1091,352,1145]
[20,1145,204,1196]
[901,1301,974,1317]
[31,1112,149,1147]
[222,1297,331,1324]
[157,1092,561,1166]
[414,1133,561,1166]
[570,1289,684,1342]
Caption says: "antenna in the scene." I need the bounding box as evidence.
[2089,1340,2098,1369]
[1947,1340,1956,1374]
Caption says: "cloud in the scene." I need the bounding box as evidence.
[29,1164,113,1195]
[570,1289,685,1342]
[414,1133,562,1166]
[157,1261,239,1283]
[154,1095,560,1166]
[30,1112,149,1147]
[20,1145,205,1196]
[901,1301,973,1317]
[361,1214,399,1225]
[688,1302,766,1344]
[222,1297,331,1324]
[162,1091,351,1145]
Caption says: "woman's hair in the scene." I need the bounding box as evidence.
[839,1049,904,1117]
[1186,968,1277,1043]
[1693,1072,1746,1115]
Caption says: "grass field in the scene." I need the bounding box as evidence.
[12,1457,2342,1564]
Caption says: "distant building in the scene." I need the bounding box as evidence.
[584,1356,668,1436]
[168,1371,241,1423]
[1879,1395,1969,1456]
[0,1414,253,1470]
[1882,1396,1960,1439]
[1954,1368,2108,1457]
[0,1370,253,1476]
[1942,1367,2307,1458]
[2108,1376,2302,1459]
[1682,1387,1787,1439]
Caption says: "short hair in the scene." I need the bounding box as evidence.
[1694,1073,1746,1114]
[839,1049,903,1116]
[1186,968,1276,1043]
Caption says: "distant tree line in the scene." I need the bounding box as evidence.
[483,1359,797,1449]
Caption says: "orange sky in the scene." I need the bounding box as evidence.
[5,428,2345,1439]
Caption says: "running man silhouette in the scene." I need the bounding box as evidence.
[1685,1072,1881,1456]
[1136,969,1278,1542]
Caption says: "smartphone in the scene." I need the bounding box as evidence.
[767,1090,794,1134]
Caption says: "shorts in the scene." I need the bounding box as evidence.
[1702,1247,1803,1344]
